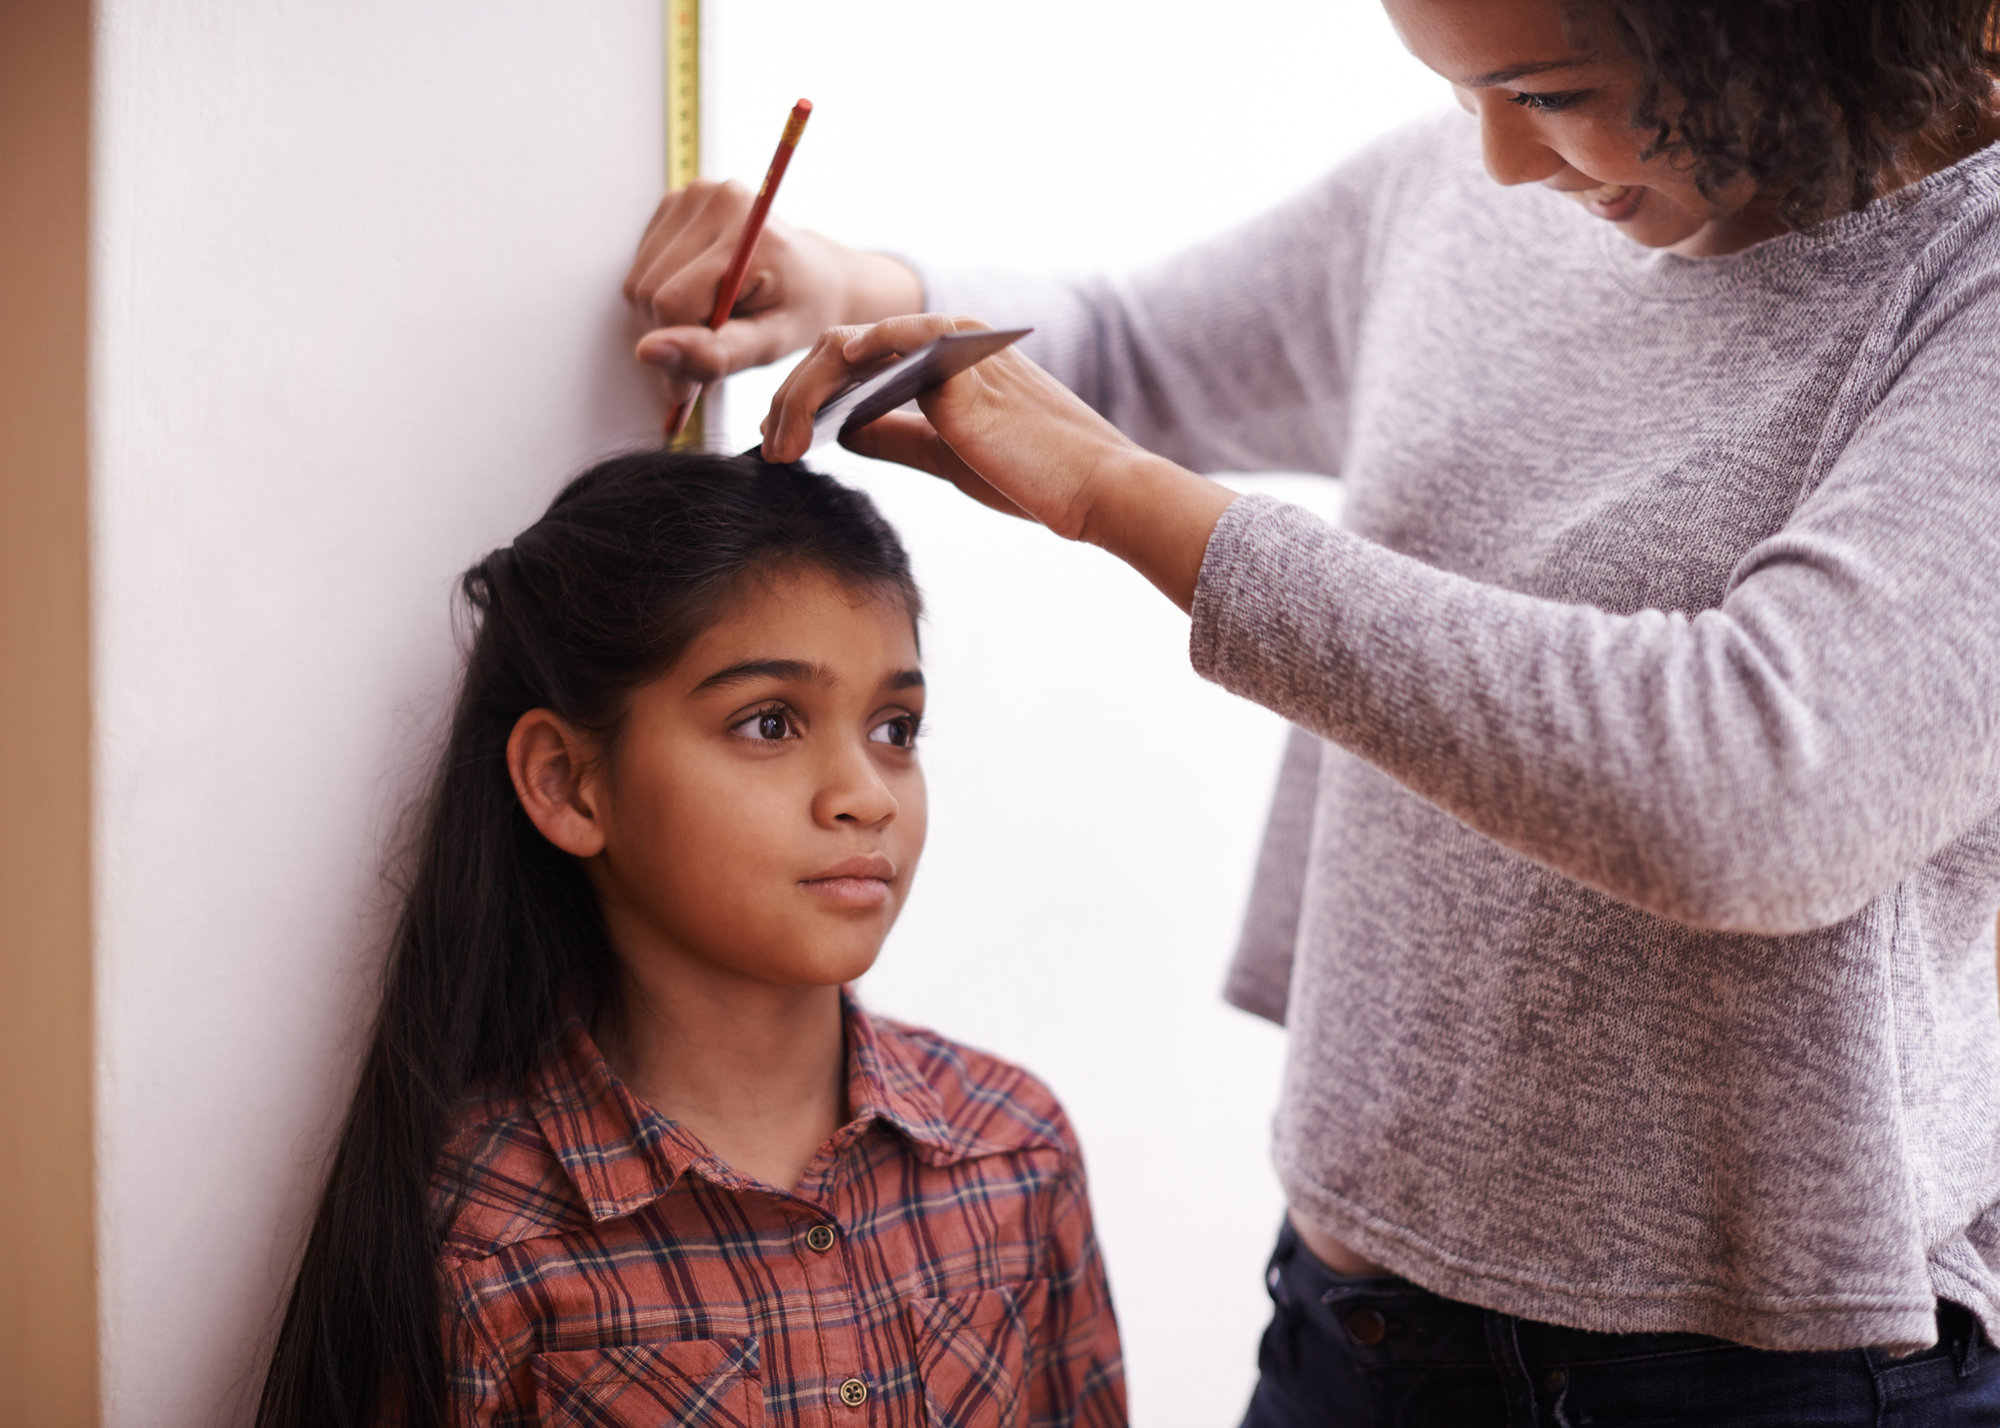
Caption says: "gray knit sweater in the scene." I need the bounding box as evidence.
[920,111,2000,1353]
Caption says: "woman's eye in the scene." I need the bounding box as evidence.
[731,708,797,742]
[869,716,919,749]
[1508,89,1587,113]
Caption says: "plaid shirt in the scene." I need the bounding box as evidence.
[430,993,1127,1427]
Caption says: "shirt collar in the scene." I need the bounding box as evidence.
[527,989,973,1223]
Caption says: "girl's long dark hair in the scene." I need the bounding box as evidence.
[256,450,918,1428]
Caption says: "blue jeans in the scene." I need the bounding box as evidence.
[1243,1221,2000,1427]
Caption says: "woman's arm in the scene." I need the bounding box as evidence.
[759,314,1239,613]
[767,259,2000,936]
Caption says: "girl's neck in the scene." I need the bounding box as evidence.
[603,963,849,1193]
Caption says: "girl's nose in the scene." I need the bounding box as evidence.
[813,743,898,828]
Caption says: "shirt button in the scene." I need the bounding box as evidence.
[1343,1308,1388,1345]
[1543,1368,1568,1395]
[838,1377,869,1407]
[806,1223,837,1253]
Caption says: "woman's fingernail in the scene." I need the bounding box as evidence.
[639,339,682,367]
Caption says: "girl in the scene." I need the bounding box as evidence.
[256,452,1126,1427]
[629,0,2000,1420]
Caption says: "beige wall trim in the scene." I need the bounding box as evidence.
[0,0,98,1422]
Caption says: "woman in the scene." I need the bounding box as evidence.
[627,0,2000,1420]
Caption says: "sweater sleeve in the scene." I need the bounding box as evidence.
[1188,257,2000,937]
[915,119,1449,477]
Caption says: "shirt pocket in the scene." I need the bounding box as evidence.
[532,1335,764,1428]
[902,1280,1049,1428]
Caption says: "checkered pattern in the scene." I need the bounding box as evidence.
[430,994,1128,1427]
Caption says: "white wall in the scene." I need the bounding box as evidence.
[92,6,666,1422]
[90,4,1439,1425]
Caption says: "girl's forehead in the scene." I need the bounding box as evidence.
[675,567,922,687]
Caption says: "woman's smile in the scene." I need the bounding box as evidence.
[1556,178,1643,221]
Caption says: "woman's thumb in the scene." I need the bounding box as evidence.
[635,317,792,383]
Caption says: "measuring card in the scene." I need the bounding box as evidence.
[744,328,1033,459]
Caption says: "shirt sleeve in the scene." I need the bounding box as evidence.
[1031,1134,1129,1428]
[915,117,1453,478]
[1188,252,2000,937]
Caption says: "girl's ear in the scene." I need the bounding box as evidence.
[507,710,608,858]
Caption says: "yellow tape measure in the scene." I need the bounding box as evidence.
[665,0,704,446]
[665,0,700,191]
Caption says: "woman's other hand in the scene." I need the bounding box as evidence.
[761,314,1238,611]
[623,181,922,410]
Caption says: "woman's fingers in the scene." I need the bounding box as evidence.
[758,314,980,463]
[840,312,988,363]
[760,325,868,462]
[626,180,851,393]
[622,181,753,323]
[756,311,1143,540]
[635,314,795,386]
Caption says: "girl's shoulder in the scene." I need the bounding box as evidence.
[859,1009,1082,1166]
[430,1077,594,1263]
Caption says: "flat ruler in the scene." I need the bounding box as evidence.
[664,0,706,446]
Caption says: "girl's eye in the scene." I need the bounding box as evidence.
[869,715,920,749]
[731,707,798,742]
[1508,89,1588,114]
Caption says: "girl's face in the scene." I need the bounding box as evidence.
[1382,0,1777,256]
[511,564,927,994]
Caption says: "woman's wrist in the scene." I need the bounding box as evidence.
[1078,450,1239,614]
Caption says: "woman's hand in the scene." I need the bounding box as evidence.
[623,181,922,410]
[760,314,1239,611]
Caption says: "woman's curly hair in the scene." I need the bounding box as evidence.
[1583,0,2000,225]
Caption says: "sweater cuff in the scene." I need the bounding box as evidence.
[1189,494,1370,700]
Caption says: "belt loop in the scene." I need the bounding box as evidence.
[1483,1309,1540,1428]
[1265,1219,1297,1308]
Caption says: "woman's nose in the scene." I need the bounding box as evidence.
[1473,98,1565,187]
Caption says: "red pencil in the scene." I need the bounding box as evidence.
[666,98,813,440]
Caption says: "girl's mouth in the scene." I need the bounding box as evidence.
[799,854,896,909]
[799,876,891,908]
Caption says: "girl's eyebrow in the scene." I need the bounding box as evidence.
[689,659,926,695]
[691,657,824,694]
